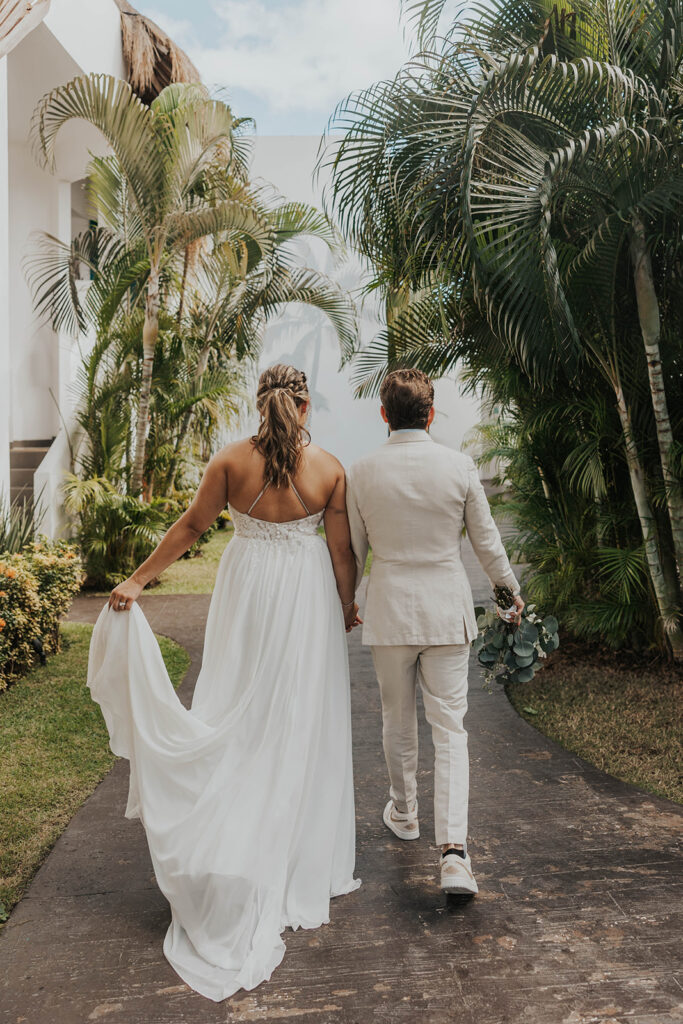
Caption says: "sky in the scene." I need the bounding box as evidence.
[135,0,415,136]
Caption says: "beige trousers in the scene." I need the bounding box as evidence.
[370,644,470,846]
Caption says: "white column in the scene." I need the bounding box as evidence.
[0,57,10,501]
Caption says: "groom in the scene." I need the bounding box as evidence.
[346,369,523,894]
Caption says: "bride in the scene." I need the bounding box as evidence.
[87,363,362,1002]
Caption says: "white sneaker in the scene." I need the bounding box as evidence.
[440,850,479,895]
[383,799,420,840]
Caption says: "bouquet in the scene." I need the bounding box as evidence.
[473,584,559,688]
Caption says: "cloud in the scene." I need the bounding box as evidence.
[145,0,411,116]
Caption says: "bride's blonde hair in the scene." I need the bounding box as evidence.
[253,364,310,488]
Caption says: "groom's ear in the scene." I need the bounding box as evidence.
[380,406,389,425]
[427,406,435,427]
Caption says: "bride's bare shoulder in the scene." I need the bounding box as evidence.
[213,437,257,466]
[306,443,344,475]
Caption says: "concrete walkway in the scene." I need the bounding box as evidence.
[2,541,682,1024]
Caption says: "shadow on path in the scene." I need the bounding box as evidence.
[1,542,681,1024]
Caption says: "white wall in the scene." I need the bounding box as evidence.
[248,136,481,469]
[44,0,125,82]
[0,57,10,495]
[5,6,124,448]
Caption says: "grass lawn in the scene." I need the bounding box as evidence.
[150,527,234,594]
[507,644,683,804]
[0,622,189,922]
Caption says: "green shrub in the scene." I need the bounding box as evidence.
[23,540,83,655]
[156,490,219,559]
[63,475,167,588]
[0,539,82,690]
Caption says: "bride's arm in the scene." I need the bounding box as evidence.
[323,469,362,632]
[108,455,229,610]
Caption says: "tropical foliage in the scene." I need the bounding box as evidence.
[324,0,683,657]
[0,540,82,690]
[28,75,357,583]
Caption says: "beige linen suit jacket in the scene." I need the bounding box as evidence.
[346,430,519,646]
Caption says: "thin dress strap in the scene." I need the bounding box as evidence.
[246,480,310,517]
[290,482,310,516]
[247,483,269,515]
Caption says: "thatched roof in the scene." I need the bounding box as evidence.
[113,0,202,105]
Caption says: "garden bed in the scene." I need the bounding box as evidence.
[0,622,189,922]
[507,642,683,804]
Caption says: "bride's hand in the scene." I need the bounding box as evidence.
[109,576,144,612]
[344,602,362,633]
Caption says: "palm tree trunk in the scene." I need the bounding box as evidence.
[177,245,189,324]
[630,212,683,584]
[131,267,160,496]
[613,376,683,659]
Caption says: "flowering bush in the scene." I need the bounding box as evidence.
[0,539,82,690]
[24,540,83,655]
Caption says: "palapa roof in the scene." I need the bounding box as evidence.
[113,0,202,104]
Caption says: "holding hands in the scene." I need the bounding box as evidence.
[343,601,362,633]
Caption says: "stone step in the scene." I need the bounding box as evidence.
[9,485,33,510]
[10,438,54,449]
[10,466,36,487]
[9,445,52,470]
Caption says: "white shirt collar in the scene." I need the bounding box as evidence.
[386,429,433,445]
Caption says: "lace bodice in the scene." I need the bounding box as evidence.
[229,505,324,543]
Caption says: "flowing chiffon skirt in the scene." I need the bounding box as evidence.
[87,508,360,1001]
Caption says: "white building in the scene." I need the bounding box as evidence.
[0,0,481,539]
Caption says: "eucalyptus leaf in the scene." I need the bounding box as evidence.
[513,667,535,683]
[519,622,539,643]
[512,641,535,658]
[543,616,559,634]
[514,654,534,668]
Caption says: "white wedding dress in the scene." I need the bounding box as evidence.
[87,490,360,1002]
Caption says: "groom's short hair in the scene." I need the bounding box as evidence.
[380,369,435,430]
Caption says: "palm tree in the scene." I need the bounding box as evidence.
[164,200,357,488]
[32,74,273,495]
[324,0,683,657]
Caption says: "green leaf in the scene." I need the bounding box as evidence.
[518,621,539,643]
[478,650,499,665]
[514,654,535,668]
[522,705,538,716]
[513,667,535,683]
[543,616,559,634]
[512,641,535,658]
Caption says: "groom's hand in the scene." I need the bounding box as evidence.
[497,595,525,626]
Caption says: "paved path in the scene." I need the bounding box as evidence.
[2,542,682,1024]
